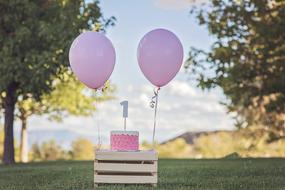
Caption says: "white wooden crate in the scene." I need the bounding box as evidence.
[94,150,158,187]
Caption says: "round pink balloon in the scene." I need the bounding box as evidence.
[137,29,183,87]
[69,31,115,89]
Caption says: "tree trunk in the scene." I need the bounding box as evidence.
[20,117,28,163]
[3,83,17,164]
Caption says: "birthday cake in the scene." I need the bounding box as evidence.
[110,131,139,151]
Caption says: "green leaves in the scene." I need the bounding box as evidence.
[187,0,285,134]
[0,0,116,163]
[0,0,115,98]
[16,72,115,122]
[1,0,116,119]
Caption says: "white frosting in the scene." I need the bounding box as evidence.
[111,130,139,136]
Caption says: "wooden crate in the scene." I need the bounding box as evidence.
[94,150,158,187]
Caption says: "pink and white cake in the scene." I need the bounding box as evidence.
[110,131,139,151]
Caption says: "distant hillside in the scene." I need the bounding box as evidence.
[162,130,235,145]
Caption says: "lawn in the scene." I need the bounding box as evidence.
[0,158,285,190]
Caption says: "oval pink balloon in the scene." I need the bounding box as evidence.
[137,29,183,87]
[69,31,116,89]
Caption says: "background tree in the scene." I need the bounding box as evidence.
[0,0,115,164]
[141,139,193,158]
[71,138,94,160]
[29,138,95,161]
[29,143,42,161]
[16,73,114,163]
[0,127,3,161]
[186,0,285,137]
[29,140,68,161]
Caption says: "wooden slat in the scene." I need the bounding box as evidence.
[94,175,157,184]
[95,150,158,161]
[94,162,157,173]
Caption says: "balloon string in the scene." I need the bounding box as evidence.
[94,89,101,150]
[150,87,160,149]
[95,84,107,150]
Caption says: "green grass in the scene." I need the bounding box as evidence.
[0,158,285,190]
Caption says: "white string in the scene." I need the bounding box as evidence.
[150,87,160,149]
[94,90,101,150]
[97,116,101,150]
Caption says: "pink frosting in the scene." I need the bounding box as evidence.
[111,134,139,151]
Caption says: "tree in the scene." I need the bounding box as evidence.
[29,140,68,161]
[29,143,42,161]
[0,127,3,161]
[186,0,285,136]
[194,132,236,158]
[141,139,193,158]
[16,73,114,163]
[0,0,115,164]
[71,138,94,160]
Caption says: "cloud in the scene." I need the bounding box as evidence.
[154,0,208,10]
[24,80,234,147]
[168,80,197,97]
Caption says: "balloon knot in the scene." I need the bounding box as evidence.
[150,87,160,108]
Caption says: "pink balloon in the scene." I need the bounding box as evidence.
[137,29,183,87]
[69,31,115,89]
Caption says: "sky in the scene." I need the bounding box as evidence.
[13,0,235,148]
